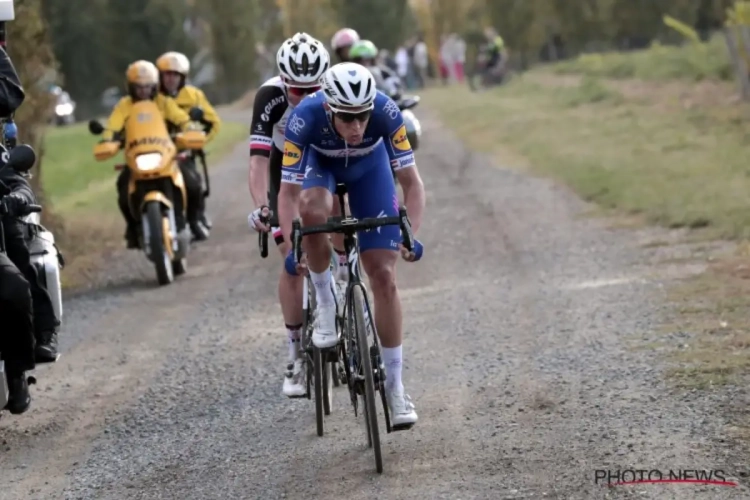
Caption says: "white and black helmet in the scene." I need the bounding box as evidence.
[322,62,377,112]
[276,32,330,87]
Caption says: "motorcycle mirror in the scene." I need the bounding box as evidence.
[6,144,36,172]
[398,96,420,111]
[88,120,104,135]
[189,107,204,121]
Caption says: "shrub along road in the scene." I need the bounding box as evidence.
[1,108,747,499]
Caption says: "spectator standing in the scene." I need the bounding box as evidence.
[452,33,466,83]
[439,34,451,84]
[413,34,429,88]
[395,44,410,89]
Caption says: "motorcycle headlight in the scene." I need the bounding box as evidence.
[135,153,162,171]
[55,103,73,116]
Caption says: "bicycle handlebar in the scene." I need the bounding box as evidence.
[0,201,41,217]
[291,206,414,265]
[258,213,279,259]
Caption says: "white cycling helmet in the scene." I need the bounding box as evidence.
[322,62,377,112]
[276,32,330,87]
[331,28,360,50]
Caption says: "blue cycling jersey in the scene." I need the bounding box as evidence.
[280,90,416,252]
[280,90,416,185]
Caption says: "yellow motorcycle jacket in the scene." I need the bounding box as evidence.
[102,94,192,142]
[166,85,221,142]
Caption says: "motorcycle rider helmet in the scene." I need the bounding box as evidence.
[277,33,330,92]
[330,28,360,62]
[348,40,378,66]
[156,51,190,94]
[125,60,159,101]
[321,62,376,113]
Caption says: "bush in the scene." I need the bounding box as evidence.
[553,35,732,82]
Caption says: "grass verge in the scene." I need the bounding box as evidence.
[553,35,733,82]
[41,120,247,288]
[422,50,750,391]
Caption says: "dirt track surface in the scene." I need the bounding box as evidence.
[2,108,748,499]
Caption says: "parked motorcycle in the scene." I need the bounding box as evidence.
[1,118,65,329]
[0,144,42,413]
[88,102,206,286]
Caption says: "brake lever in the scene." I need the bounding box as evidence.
[292,218,302,264]
[398,206,414,252]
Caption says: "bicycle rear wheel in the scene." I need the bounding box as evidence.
[352,285,382,473]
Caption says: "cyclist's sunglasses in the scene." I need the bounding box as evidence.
[333,109,372,123]
[286,85,320,97]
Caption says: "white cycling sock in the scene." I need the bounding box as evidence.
[381,345,403,393]
[310,269,335,306]
[287,327,300,362]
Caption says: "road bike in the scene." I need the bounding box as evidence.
[258,213,340,437]
[291,183,415,474]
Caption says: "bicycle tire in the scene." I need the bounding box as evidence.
[313,346,324,436]
[323,359,333,415]
[353,286,382,473]
[302,277,316,400]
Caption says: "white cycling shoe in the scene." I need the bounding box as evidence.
[312,303,338,349]
[386,387,418,428]
[282,359,306,397]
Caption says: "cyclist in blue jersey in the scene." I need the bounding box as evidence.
[277,63,426,428]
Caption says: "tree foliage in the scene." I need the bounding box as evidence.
[7,0,57,195]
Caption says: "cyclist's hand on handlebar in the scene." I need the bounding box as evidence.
[248,205,271,232]
[284,250,308,276]
[400,239,423,262]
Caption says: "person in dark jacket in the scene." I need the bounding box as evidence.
[0,158,36,414]
[0,45,59,363]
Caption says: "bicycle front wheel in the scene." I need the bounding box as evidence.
[352,285,382,473]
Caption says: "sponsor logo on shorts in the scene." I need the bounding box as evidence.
[282,141,302,167]
[281,171,304,183]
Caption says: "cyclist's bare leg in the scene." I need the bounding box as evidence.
[277,241,303,355]
[360,249,401,348]
[300,187,334,274]
[360,248,418,428]
[330,199,345,251]
[299,187,339,348]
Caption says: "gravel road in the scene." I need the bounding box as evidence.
[1,108,748,499]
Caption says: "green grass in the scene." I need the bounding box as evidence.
[42,120,247,215]
[553,35,733,81]
[423,75,750,240]
[424,65,750,393]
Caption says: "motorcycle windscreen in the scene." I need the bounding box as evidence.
[124,100,177,161]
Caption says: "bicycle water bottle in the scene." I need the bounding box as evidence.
[4,120,17,149]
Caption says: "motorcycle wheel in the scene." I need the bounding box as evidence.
[145,201,174,286]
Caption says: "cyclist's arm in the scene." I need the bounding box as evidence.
[194,88,221,142]
[248,85,286,207]
[381,96,425,234]
[278,107,311,247]
[102,97,129,141]
[163,96,192,131]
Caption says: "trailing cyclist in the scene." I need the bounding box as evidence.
[156,51,220,235]
[277,63,426,428]
[246,33,335,397]
[348,40,403,101]
[330,28,360,62]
